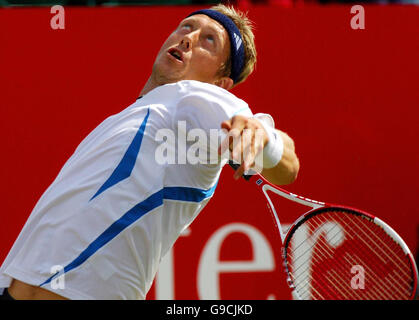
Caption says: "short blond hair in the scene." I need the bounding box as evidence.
[211,4,257,86]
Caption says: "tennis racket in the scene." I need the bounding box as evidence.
[229,162,418,300]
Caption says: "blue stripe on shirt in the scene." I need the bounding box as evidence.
[90,107,151,201]
[40,183,218,287]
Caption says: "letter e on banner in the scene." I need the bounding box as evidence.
[197,223,275,299]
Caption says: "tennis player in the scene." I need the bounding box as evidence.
[0,4,299,300]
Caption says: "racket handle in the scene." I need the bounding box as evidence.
[227,161,253,181]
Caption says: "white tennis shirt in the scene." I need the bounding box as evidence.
[0,80,253,299]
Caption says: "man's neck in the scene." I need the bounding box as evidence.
[140,76,159,96]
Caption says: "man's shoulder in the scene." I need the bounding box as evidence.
[138,80,250,116]
[176,80,240,101]
[146,80,245,105]
[176,81,250,114]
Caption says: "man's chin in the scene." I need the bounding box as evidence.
[153,67,185,86]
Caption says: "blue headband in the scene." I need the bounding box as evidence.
[187,9,245,84]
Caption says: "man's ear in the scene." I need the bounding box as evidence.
[214,77,234,91]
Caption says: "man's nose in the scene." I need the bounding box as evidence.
[180,38,191,50]
[180,30,199,51]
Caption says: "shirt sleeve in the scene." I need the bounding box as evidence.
[172,85,253,165]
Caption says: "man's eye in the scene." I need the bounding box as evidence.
[181,24,192,31]
[206,35,214,43]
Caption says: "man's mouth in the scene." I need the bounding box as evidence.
[168,48,183,62]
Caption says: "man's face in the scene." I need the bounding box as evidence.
[151,14,231,86]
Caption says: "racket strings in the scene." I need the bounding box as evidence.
[290,219,344,273]
[297,233,364,299]
[344,253,406,299]
[342,244,402,299]
[339,213,414,297]
[343,255,385,299]
[286,210,414,300]
[290,218,362,299]
[290,219,340,262]
[298,248,367,299]
[344,215,411,278]
[291,218,374,299]
[330,216,408,299]
[341,213,411,278]
[292,233,384,299]
[339,214,413,290]
[339,214,408,274]
[313,213,411,299]
[290,221,342,287]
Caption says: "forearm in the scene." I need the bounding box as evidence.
[261,130,300,185]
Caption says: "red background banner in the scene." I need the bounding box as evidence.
[1,4,418,299]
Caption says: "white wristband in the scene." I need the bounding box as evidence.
[253,113,284,169]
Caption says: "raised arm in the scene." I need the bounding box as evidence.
[219,115,300,186]
[261,129,299,185]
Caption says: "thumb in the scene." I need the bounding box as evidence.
[220,120,232,131]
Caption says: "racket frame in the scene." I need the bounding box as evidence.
[245,170,418,300]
